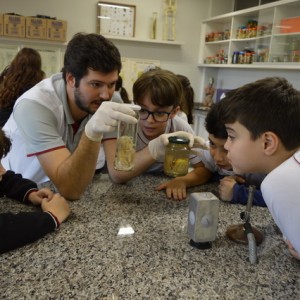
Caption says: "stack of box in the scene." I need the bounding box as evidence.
[46,19,67,42]
[26,16,47,40]
[3,14,26,38]
[0,14,3,36]
[0,13,67,42]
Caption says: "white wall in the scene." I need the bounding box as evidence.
[0,0,210,101]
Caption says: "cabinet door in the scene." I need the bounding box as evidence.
[270,1,300,63]
[200,18,232,64]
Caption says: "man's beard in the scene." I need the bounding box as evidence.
[74,87,94,114]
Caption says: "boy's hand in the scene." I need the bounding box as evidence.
[28,188,54,206]
[156,178,187,201]
[284,237,300,260]
[219,176,237,201]
[41,193,70,224]
[148,131,207,161]
[85,102,139,142]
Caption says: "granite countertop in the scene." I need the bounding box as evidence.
[1,173,300,299]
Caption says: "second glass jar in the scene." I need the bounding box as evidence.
[164,136,191,177]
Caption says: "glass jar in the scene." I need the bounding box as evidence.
[114,104,141,171]
[164,136,191,177]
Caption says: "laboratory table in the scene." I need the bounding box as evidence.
[0,173,299,299]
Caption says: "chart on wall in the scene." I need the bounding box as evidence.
[34,47,63,77]
[97,2,136,37]
[120,58,161,100]
[0,45,19,72]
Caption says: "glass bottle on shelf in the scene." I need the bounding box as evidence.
[150,12,158,39]
[163,0,177,41]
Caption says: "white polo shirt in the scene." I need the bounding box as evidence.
[2,73,105,184]
[261,150,300,256]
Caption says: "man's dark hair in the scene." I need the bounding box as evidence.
[217,77,300,151]
[62,33,122,87]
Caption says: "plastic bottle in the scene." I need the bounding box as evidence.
[232,51,239,64]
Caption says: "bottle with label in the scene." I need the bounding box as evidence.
[164,136,191,177]
[114,104,141,171]
[232,51,239,64]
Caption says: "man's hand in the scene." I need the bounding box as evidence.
[85,102,139,142]
[148,131,207,161]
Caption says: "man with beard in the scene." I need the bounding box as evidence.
[1,33,138,200]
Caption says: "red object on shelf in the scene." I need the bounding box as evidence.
[280,17,300,33]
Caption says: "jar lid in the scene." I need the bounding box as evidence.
[168,136,190,144]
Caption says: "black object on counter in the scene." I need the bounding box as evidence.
[190,239,212,250]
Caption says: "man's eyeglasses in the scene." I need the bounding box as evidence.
[138,108,172,122]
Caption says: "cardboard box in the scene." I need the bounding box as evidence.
[3,14,26,38]
[26,16,47,39]
[47,19,67,42]
[0,14,3,36]
[280,17,300,34]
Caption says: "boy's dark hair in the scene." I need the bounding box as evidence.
[0,129,11,158]
[62,33,122,87]
[133,69,183,107]
[217,77,300,151]
[205,103,228,139]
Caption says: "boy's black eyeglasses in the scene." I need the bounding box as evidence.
[138,108,172,122]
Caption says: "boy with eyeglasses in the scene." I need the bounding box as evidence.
[102,69,206,183]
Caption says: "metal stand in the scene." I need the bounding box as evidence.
[226,185,263,264]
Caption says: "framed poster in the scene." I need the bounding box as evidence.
[97,2,136,37]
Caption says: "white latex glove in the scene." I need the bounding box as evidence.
[85,102,140,142]
[148,131,207,161]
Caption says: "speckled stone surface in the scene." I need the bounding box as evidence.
[1,173,300,299]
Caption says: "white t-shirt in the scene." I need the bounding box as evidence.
[176,111,188,123]
[199,149,234,176]
[261,151,300,255]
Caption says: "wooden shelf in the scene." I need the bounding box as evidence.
[0,36,67,46]
[198,62,300,70]
[105,35,183,46]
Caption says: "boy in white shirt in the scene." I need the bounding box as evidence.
[216,77,300,260]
